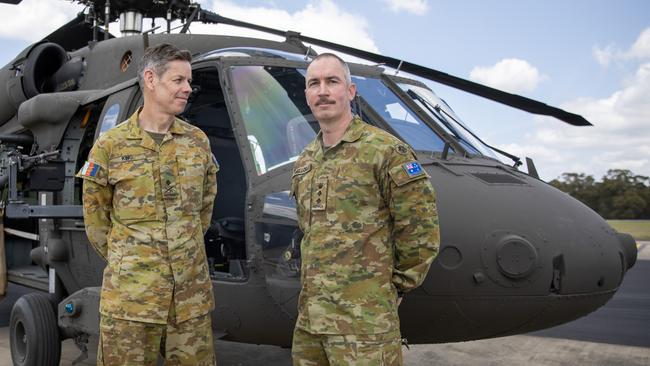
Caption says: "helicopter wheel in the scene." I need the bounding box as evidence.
[9,293,61,366]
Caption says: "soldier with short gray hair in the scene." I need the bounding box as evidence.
[290,53,440,365]
[78,43,218,365]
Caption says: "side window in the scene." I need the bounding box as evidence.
[354,76,448,152]
[229,66,317,175]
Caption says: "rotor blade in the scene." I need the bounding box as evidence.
[0,0,22,4]
[200,11,591,126]
[42,13,114,51]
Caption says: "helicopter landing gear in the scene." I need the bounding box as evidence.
[9,293,61,366]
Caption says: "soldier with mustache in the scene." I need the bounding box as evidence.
[290,53,440,365]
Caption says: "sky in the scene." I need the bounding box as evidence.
[0,0,649,182]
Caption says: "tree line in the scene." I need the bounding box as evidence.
[549,169,650,219]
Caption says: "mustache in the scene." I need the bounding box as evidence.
[315,98,335,106]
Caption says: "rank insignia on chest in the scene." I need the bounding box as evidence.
[311,178,328,211]
[80,161,100,177]
[403,161,423,177]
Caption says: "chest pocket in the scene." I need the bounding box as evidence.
[332,161,382,216]
[177,154,206,215]
[108,155,157,222]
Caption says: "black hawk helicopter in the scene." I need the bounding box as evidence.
[0,0,638,365]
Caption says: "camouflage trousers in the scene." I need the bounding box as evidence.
[292,327,403,366]
[97,311,215,366]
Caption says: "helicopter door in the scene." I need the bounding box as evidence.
[181,66,248,280]
[220,59,319,317]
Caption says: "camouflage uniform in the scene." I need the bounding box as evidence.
[77,109,218,364]
[290,116,439,365]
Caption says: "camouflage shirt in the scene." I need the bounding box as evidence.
[291,116,440,335]
[77,109,218,324]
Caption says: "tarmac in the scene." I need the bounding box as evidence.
[0,242,648,366]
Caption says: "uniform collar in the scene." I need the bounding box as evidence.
[339,116,365,143]
[125,107,187,150]
[305,115,365,154]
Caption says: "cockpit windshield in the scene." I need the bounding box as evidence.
[397,83,499,159]
[353,76,448,153]
[228,64,494,175]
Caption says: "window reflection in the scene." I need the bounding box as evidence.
[230,65,490,175]
[397,83,498,159]
[230,66,317,175]
[353,77,448,153]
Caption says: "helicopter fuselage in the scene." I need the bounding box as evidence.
[0,32,636,350]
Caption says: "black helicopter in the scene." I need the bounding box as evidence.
[0,1,638,365]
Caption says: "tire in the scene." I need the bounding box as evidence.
[9,293,61,366]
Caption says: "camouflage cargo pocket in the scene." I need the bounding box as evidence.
[177,155,205,214]
[108,155,157,222]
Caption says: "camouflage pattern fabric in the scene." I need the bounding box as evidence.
[77,109,218,324]
[98,306,215,365]
[290,116,439,336]
[292,327,402,366]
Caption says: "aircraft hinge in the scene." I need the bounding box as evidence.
[71,333,89,365]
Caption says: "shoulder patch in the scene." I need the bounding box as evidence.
[389,161,429,188]
[395,144,409,155]
[76,160,108,186]
[403,161,423,178]
[80,161,101,177]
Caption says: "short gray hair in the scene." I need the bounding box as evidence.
[137,43,192,89]
[308,53,352,85]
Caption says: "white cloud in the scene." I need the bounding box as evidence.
[593,27,650,66]
[469,58,546,94]
[0,0,79,42]
[498,62,650,181]
[383,0,429,15]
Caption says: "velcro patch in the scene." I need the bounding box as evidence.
[293,163,311,176]
[403,161,423,177]
[80,161,100,177]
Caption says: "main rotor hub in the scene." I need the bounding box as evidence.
[119,11,143,36]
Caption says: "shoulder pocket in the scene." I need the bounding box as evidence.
[76,160,108,186]
[388,161,429,187]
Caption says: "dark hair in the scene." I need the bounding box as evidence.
[137,43,192,88]
[308,53,352,85]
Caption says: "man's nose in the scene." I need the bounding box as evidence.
[317,81,329,95]
[182,81,192,94]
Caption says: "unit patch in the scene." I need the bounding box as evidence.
[403,161,423,177]
[80,161,101,177]
[395,145,409,155]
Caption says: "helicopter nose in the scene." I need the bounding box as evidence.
[617,232,637,270]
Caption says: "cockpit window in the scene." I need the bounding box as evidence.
[353,77,448,153]
[230,65,317,175]
[397,83,499,159]
[229,65,492,175]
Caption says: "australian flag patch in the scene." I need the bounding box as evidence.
[80,161,100,177]
[403,161,423,177]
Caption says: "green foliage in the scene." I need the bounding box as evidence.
[549,169,650,219]
[607,220,650,240]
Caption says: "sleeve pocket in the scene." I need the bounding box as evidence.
[388,163,429,187]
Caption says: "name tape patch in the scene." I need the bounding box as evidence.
[403,161,423,177]
[81,161,100,177]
